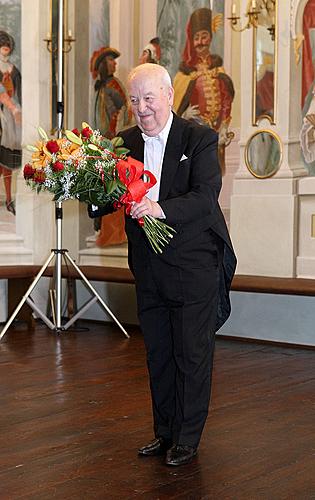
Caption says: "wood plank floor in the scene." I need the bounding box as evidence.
[0,321,314,499]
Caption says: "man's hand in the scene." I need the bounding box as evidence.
[12,107,22,125]
[130,196,163,219]
[182,104,200,121]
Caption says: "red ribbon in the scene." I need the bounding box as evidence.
[116,157,156,218]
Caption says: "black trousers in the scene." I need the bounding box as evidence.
[131,229,221,448]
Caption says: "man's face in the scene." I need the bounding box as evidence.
[106,56,117,75]
[0,45,11,57]
[138,50,150,65]
[128,72,174,136]
[193,29,211,57]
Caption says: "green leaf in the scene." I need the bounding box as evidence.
[37,126,49,141]
[115,147,130,156]
[26,145,39,152]
[88,144,99,151]
[65,130,83,145]
[106,179,117,194]
[111,136,124,147]
[99,138,112,149]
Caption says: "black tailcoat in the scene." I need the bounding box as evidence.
[120,113,236,447]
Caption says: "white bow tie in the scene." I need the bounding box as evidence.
[141,133,162,143]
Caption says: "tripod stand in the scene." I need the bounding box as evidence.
[0,0,129,341]
[0,202,129,341]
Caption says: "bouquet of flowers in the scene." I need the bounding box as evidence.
[23,123,175,253]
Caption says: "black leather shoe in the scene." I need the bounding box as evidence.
[165,445,197,466]
[6,200,15,216]
[138,437,172,456]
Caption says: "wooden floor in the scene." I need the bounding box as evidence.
[0,321,314,500]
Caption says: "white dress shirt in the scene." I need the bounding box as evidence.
[141,112,173,202]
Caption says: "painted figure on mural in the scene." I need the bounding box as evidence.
[0,30,21,216]
[173,8,234,173]
[90,46,131,140]
[90,46,131,246]
[300,86,315,166]
[300,0,315,172]
[139,37,161,65]
[301,0,315,112]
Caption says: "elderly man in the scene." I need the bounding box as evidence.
[90,63,236,466]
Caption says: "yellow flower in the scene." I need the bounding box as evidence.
[31,141,51,169]
[57,139,82,162]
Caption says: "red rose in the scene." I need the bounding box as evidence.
[52,161,64,172]
[81,127,93,138]
[46,140,60,153]
[33,170,46,183]
[72,128,80,136]
[23,163,35,179]
[113,200,123,209]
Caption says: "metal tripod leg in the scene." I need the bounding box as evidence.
[0,252,55,341]
[0,200,130,340]
[62,252,130,338]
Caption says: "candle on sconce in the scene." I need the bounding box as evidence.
[68,29,72,38]
[46,32,51,40]
[232,3,236,15]
[252,0,256,8]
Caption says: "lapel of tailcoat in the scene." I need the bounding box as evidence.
[159,113,184,201]
[128,127,144,163]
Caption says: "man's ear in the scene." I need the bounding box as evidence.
[168,86,174,106]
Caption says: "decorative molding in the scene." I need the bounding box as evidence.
[290,0,308,65]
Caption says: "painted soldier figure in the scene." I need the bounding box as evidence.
[90,47,131,245]
[173,8,234,171]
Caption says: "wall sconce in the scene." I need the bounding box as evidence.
[228,0,275,37]
[228,0,261,32]
[267,20,275,41]
[44,28,75,53]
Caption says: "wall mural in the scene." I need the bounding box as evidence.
[88,0,130,247]
[88,0,110,128]
[300,0,315,174]
[0,0,21,233]
[157,0,234,173]
[157,0,224,78]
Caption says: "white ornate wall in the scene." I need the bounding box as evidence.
[229,0,309,278]
[220,0,315,346]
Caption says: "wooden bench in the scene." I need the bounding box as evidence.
[231,275,315,296]
[44,268,315,296]
[0,265,42,329]
[0,265,135,328]
[2,265,315,328]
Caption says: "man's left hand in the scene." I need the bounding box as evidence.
[130,196,163,219]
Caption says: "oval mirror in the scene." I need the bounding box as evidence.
[245,130,282,178]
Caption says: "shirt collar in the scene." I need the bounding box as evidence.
[141,112,173,145]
